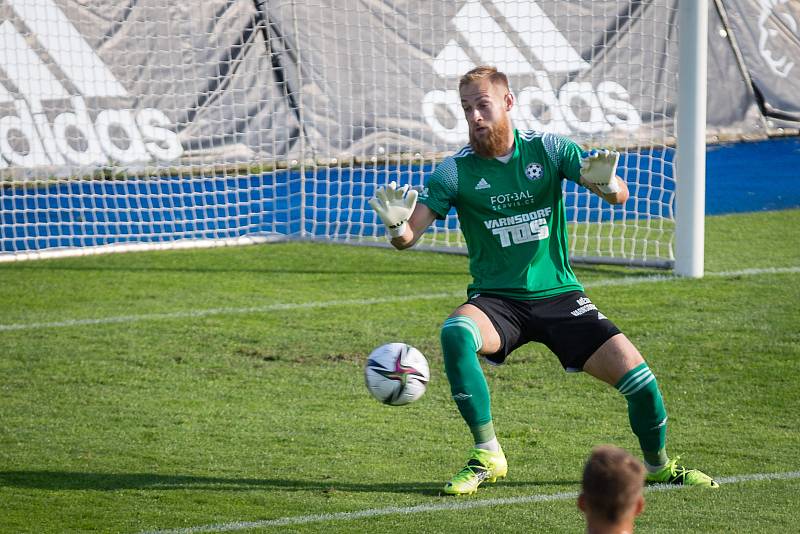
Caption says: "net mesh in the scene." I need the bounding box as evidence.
[0,0,679,266]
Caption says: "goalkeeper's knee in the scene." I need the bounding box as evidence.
[440,315,483,371]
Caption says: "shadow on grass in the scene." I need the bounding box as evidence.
[0,471,576,497]
[4,261,665,283]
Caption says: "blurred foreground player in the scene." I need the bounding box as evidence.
[579,446,646,534]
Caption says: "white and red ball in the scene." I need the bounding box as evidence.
[364,343,429,406]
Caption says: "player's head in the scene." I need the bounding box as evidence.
[458,65,515,158]
[578,445,646,533]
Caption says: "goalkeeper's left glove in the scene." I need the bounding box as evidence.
[368,181,418,238]
[580,149,621,194]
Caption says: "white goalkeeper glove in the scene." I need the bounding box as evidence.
[368,181,418,238]
[580,149,621,194]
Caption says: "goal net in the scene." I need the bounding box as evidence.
[1,0,687,266]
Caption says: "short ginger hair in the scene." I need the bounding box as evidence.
[581,445,646,523]
[458,65,509,92]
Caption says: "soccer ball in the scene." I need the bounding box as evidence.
[364,343,430,406]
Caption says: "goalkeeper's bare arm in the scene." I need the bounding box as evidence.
[579,149,630,205]
[368,181,436,250]
[581,174,630,205]
[389,204,437,250]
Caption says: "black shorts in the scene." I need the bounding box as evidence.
[465,291,621,371]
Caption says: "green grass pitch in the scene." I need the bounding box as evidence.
[1,209,799,533]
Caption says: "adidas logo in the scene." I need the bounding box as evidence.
[433,0,589,78]
[421,0,642,141]
[0,0,182,170]
[757,2,797,78]
[475,178,491,190]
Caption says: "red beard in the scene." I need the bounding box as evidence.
[469,117,512,158]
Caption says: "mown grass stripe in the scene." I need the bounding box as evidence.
[2,266,798,333]
[0,293,459,332]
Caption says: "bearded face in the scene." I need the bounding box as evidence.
[460,78,515,159]
[469,112,512,158]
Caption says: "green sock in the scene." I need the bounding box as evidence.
[440,316,494,443]
[615,362,669,467]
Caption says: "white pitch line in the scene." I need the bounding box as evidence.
[2,266,798,333]
[0,292,460,332]
[140,470,800,534]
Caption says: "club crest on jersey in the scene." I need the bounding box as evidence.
[525,163,544,181]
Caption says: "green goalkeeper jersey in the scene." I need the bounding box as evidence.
[419,129,585,300]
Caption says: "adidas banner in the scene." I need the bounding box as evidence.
[714,0,800,125]
[0,0,299,177]
[0,0,798,178]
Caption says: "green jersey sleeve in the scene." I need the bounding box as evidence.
[541,133,583,184]
[419,155,459,219]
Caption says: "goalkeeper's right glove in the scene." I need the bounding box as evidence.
[580,149,621,194]
[368,181,418,238]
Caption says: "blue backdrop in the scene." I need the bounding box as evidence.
[2,138,798,252]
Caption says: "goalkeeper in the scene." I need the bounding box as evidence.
[368,65,717,495]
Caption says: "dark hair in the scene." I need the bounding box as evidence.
[458,65,509,92]
[582,445,646,523]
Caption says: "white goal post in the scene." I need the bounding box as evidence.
[675,0,708,278]
[0,0,710,271]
